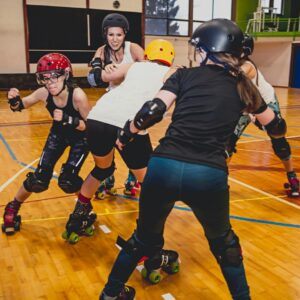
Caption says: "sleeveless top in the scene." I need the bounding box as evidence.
[88,61,170,128]
[245,61,275,104]
[108,41,135,90]
[46,86,85,138]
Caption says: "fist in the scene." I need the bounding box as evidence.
[53,109,63,121]
[7,88,20,100]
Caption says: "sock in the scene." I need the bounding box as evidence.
[78,193,91,204]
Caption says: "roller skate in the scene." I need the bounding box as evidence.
[95,175,117,200]
[2,199,22,235]
[99,285,135,300]
[141,249,180,284]
[123,171,140,197]
[284,176,299,197]
[62,201,97,244]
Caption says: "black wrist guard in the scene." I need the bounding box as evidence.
[62,112,80,129]
[87,68,103,87]
[90,57,103,69]
[118,120,137,146]
[8,96,24,112]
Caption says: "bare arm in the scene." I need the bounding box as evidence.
[241,61,257,80]
[93,45,105,61]
[130,43,145,61]
[101,63,133,82]
[72,88,91,131]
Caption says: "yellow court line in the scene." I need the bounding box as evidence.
[0,209,139,224]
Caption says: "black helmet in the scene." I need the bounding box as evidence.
[190,19,244,57]
[102,13,129,37]
[242,33,254,56]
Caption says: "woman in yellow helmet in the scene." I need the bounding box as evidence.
[63,39,176,244]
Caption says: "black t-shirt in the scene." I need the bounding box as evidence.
[153,65,244,172]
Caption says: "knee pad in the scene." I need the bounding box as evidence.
[90,163,115,182]
[271,137,291,161]
[23,166,52,193]
[116,232,163,262]
[208,229,243,267]
[58,163,83,194]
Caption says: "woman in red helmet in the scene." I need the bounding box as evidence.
[91,13,145,197]
[2,53,91,235]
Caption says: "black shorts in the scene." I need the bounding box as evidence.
[87,119,153,169]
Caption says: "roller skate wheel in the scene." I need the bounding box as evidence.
[141,267,148,279]
[96,192,105,200]
[108,188,117,196]
[123,188,132,196]
[62,230,68,240]
[68,232,79,244]
[85,226,94,236]
[284,183,290,189]
[162,260,180,274]
[148,270,161,284]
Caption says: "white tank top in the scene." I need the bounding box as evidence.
[88,62,169,128]
[246,61,275,104]
[108,41,135,90]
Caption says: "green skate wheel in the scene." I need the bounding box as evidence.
[148,270,161,284]
[68,232,79,244]
[85,226,94,236]
[96,192,105,200]
[108,188,117,196]
[62,230,68,240]
[163,261,180,274]
[141,267,148,279]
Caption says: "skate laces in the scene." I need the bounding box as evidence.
[74,201,92,215]
[6,200,21,212]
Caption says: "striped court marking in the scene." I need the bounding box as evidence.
[228,176,300,210]
[0,158,39,193]
[99,224,111,234]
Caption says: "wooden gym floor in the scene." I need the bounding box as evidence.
[0,87,299,300]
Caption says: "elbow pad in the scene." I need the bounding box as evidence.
[87,68,103,87]
[133,98,167,130]
[265,114,287,138]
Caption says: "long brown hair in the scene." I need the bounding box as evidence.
[213,53,263,113]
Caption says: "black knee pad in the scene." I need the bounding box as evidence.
[90,163,115,181]
[58,163,83,194]
[116,231,163,261]
[208,229,243,267]
[271,137,291,161]
[23,166,52,193]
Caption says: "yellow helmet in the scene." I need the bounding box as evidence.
[144,39,175,66]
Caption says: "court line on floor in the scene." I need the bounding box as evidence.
[228,176,300,210]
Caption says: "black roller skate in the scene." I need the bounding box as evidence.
[99,285,135,300]
[2,199,22,235]
[62,201,97,244]
[123,171,140,197]
[141,249,180,284]
[284,176,299,197]
[95,175,117,200]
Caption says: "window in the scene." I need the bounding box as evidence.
[145,0,233,36]
[261,0,283,15]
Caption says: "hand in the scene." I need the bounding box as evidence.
[53,109,63,122]
[7,88,20,100]
[104,63,118,73]
[116,120,137,150]
[116,138,125,151]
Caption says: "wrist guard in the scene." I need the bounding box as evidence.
[8,96,24,112]
[118,120,137,146]
[87,68,103,87]
[62,112,80,129]
[90,57,103,69]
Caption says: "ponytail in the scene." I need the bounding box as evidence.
[213,53,263,113]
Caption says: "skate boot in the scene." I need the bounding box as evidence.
[141,249,180,284]
[123,171,140,197]
[95,175,117,200]
[99,285,135,300]
[284,176,300,197]
[62,201,97,244]
[2,199,22,235]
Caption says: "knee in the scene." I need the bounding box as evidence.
[271,137,291,161]
[58,163,83,194]
[208,229,243,267]
[90,163,115,182]
[23,166,52,193]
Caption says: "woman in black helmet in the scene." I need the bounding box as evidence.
[91,12,145,198]
[99,19,287,300]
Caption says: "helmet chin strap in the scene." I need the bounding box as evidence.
[46,81,66,97]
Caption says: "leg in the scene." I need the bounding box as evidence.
[181,164,250,300]
[101,157,180,299]
[58,137,89,194]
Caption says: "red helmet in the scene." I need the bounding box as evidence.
[36,53,72,74]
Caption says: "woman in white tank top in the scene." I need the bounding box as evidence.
[226,35,299,197]
[90,13,145,197]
